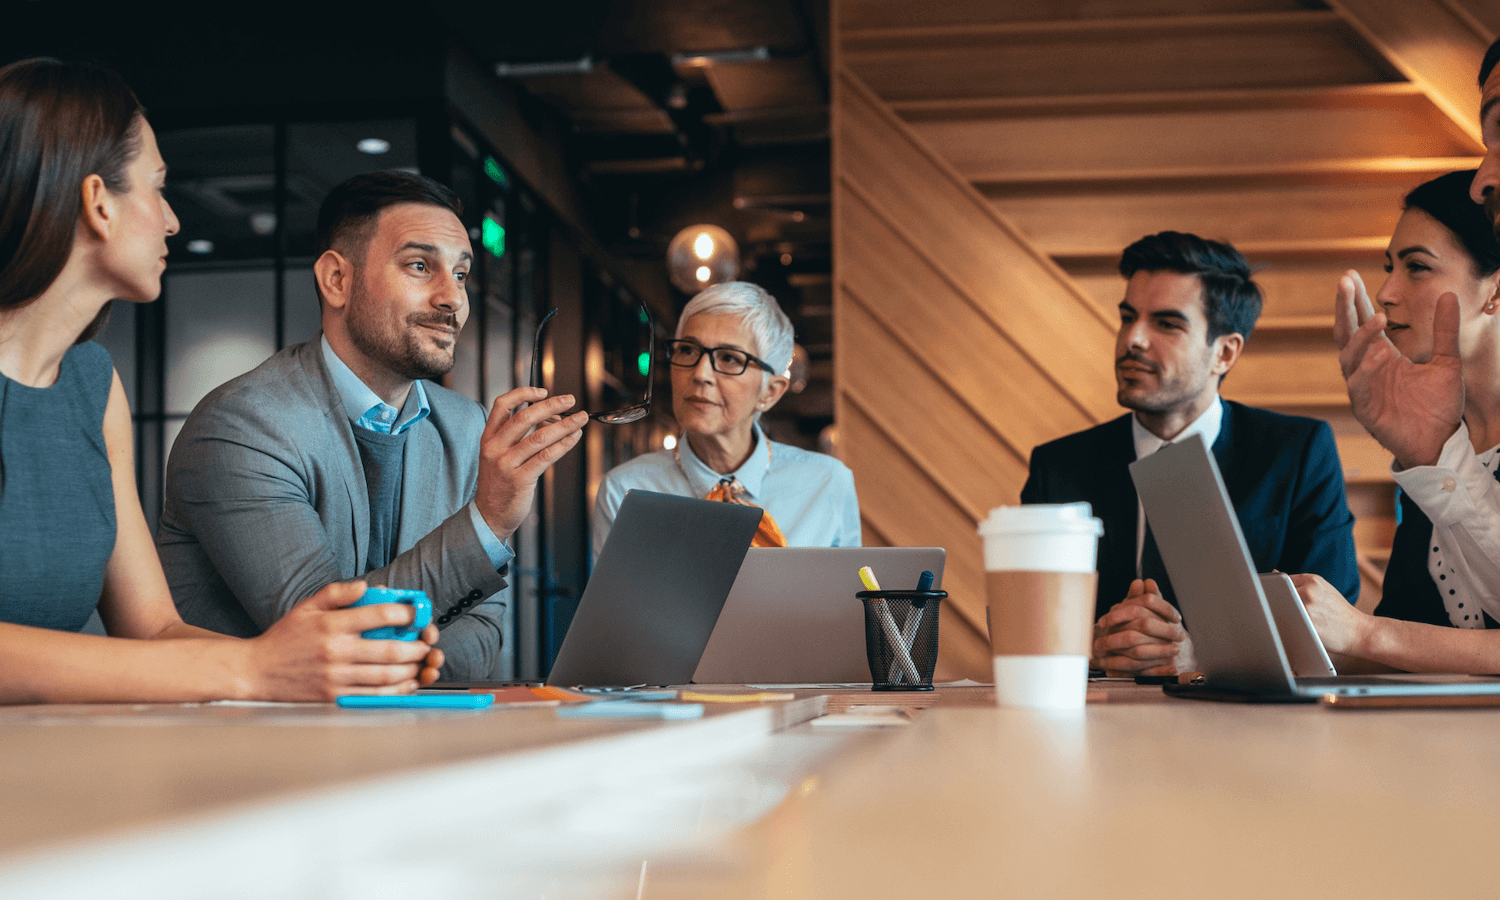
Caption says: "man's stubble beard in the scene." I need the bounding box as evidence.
[1115,356,1213,416]
[1117,386,1191,415]
[345,275,460,382]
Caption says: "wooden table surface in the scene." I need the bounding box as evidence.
[646,690,1500,899]
[2,685,1494,899]
[0,692,834,899]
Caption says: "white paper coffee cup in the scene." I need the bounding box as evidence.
[978,503,1103,574]
[979,503,1103,710]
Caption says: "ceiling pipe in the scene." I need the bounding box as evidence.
[671,46,770,67]
[494,56,594,77]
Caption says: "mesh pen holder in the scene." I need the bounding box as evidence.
[857,590,945,691]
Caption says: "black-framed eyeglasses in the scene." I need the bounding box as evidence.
[664,340,776,377]
[530,303,654,425]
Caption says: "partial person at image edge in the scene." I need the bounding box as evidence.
[0,57,442,703]
[1293,98,1500,673]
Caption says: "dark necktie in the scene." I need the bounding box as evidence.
[1139,524,1174,610]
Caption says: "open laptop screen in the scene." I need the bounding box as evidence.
[1128,434,1301,695]
[546,490,762,687]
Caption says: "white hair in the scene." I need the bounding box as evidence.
[675,281,795,378]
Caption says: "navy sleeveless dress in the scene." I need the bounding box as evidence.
[0,341,116,631]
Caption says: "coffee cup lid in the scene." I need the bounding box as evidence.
[977,503,1103,537]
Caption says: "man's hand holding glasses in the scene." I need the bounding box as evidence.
[473,386,588,542]
[530,304,655,425]
[472,301,657,541]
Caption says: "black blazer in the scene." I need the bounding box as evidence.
[1376,489,1500,629]
[1020,400,1360,621]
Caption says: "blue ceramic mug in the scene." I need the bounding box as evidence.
[350,587,432,641]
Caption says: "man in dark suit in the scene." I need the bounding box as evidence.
[1021,231,1359,676]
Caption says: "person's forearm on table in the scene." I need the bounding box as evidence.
[1347,615,1500,675]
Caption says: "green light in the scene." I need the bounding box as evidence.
[638,308,649,324]
[483,157,508,187]
[481,217,505,258]
[637,352,650,377]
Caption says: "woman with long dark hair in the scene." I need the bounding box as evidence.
[1298,169,1500,670]
[0,57,441,702]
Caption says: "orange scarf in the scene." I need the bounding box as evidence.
[704,476,787,548]
[677,436,788,548]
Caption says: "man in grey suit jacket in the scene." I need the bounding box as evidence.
[157,172,587,679]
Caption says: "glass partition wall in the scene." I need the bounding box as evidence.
[93,105,650,680]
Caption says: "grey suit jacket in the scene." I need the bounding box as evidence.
[157,337,507,679]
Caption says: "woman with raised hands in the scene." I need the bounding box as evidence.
[1297,169,1500,672]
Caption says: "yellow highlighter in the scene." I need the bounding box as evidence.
[858,566,921,684]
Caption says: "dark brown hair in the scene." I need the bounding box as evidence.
[0,58,144,342]
[1481,37,1500,87]
[315,170,463,260]
[313,170,462,303]
[1119,231,1263,344]
[1404,170,1500,279]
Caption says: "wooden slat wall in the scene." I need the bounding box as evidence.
[842,14,1399,101]
[834,65,1118,675]
[1325,0,1491,143]
[906,91,1475,180]
[833,0,1495,677]
[842,0,1328,29]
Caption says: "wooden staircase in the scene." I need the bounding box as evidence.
[833,0,1495,679]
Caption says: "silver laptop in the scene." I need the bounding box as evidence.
[1129,434,1500,702]
[1259,572,1336,678]
[545,490,763,687]
[692,547,946,685]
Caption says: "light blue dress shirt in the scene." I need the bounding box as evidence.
[590,424,861,560]
[320,337,511,570]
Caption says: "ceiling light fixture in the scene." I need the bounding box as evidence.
[356,138,391,155]
[186,239,214,255]
[248,213,277,236]
[668,224,739,294]
[787,344,809,394]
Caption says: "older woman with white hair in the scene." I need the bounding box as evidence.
[592,281,861,557]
